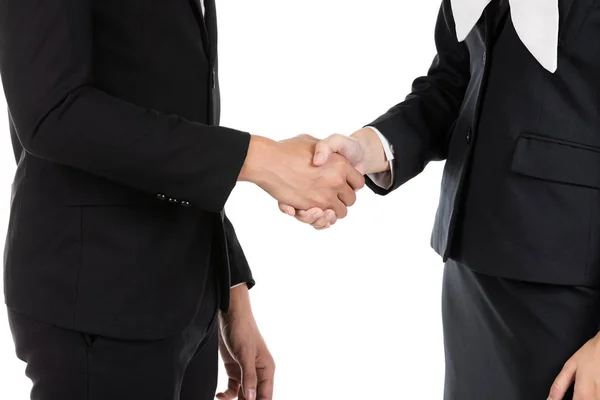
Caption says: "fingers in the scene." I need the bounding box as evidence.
[257,375,275,400]
[278,203,296,217]
[294,208,337,230]
[337,184,357,208]
[256,361,275,400]
[295,208,325,224]
[330,198,348,219]
[324,209,338,226]
[549,359,577,400]
[311,215,331,229]
[282,205,338,230]
[216,379,241,400]
[239,353,258,400]
[345,164,366,191]
[332,159,363,209]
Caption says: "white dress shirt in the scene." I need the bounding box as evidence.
[366,127,395,190]
[452,0,559,72]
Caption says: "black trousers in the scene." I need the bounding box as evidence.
[442,260,600,400]
[8,269,220,400]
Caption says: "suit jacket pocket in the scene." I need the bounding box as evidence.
[511,133,600,189]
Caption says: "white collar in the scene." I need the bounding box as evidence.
[451,0,559,72]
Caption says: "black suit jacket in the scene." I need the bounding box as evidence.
[0,0,255,340]
[369,0,600,286]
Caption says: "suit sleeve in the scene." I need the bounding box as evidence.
[0,0,249,213]
[366,0,471,195]
[223,214,255,289]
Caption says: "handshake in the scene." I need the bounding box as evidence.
[238,127,390,229]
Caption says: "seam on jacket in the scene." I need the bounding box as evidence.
[72,206,84,328]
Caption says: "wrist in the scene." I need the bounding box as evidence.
[351,128,390,174]
[238,135,278,185]
[223,284,253,318]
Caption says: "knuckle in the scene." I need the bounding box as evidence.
[238,349,254,363]
[243,373,258,385]
[564,359,576,370]
[316,141,329,151]
[347,195,356,207]
[316,199,329,211]
[331,133,344,142]
[298,215,313,224]
[333,176,346,188]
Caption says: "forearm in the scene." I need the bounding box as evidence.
[19,87,250,211]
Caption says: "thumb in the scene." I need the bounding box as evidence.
[548,359,577,400]
[314,134,363,167]
[313,139,335,166]
[240,353,258,400]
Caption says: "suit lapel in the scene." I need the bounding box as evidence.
[203,0,218,65]
[187,0,213,64]
[559,0,574,27]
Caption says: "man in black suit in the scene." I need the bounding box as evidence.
[0,0,365,399]
[284,0,600,399]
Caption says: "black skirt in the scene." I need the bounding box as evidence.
[442,260,600,400]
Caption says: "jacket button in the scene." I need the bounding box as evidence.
[157,193,166,201]
[466,129,472,143]
[181,201,191,207]
[168,198,179,204]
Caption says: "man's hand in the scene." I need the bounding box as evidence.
[279,128,389,229]
[217,285,275,400]
[239,134,365,219]
[548,332,600,399]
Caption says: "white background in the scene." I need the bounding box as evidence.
[0,0,446,398]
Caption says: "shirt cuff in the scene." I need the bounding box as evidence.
[365,126,395,190]
[231,282,246,289]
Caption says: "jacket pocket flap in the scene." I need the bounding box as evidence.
[511,134,600,189]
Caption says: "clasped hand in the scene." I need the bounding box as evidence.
[277,133,367,229]
[240,130,381,228]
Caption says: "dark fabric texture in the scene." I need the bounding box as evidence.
[442,260,600,399]
[367,0,600,286]
[8,265,220,400]
[0,0,254,340]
